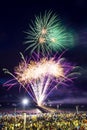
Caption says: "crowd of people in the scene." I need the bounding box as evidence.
[0,110,87,130]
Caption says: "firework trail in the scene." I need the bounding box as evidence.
[3,53,80,106]
[24,10,74,55]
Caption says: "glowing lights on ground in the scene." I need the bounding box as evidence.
[22,98,29,106]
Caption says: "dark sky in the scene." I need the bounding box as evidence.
[0,0,87,105]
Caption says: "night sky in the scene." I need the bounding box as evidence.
[0,0,87,105]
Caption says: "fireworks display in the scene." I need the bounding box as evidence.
[2,10,80,108]
[24,11,74,55]
[3,53,79,106]
[14,57,64,84]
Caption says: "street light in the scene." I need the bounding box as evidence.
[22,98,29,130]
[76,105,79,114]
[22,98,29,106]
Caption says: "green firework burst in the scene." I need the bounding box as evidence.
[24,10,74,55]
[48,27,74,51]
